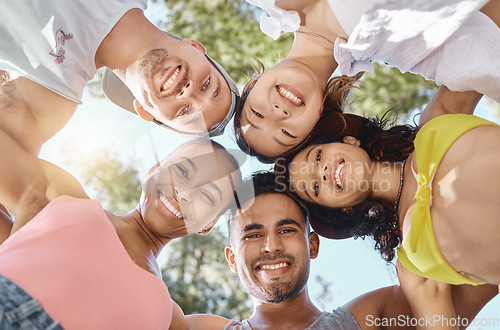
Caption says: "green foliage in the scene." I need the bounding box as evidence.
[159,0,293,85]
[349,63,438,121]
[61,148,141,214]
[161,226,252,319]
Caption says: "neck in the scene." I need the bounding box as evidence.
[95,8,173,72]
[248,288,321,329]
[370,161,404,205]
[285,33,338,91]
[113,208,172,276]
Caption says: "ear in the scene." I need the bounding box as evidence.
[343,135,361,147]
[183,38,207,55]
[309,232,320,259]
[198,218,218,235]
[224,245,238,273]
[133,99,155,121]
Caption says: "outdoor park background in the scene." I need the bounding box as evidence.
[39,1,500,328]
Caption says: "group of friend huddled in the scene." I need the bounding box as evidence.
[0,0,499,329]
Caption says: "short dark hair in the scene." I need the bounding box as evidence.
[226,171,309,246]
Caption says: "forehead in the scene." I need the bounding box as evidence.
[235,193,305,229]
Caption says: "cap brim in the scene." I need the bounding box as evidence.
[102,67,136,113]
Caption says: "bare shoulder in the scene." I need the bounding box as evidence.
[345,285,412,330]
[185,314,230,330]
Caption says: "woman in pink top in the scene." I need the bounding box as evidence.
[0,138,243,329]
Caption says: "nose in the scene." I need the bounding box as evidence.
[317,163,329,182]
[261,234,284,254]
[175,189,193,204]
[271,103,290,120]
[178,81,193,97]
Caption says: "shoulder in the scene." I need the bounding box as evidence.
[185,314,230,330]
[310,309,360,329]
[344,285,412,329]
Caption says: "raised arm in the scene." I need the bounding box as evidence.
[419,87,482,125]
[345,270,497,330]
[396,261,457,330]
[418,0,500,125]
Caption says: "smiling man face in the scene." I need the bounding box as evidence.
[129,40,232,133]
[225,191,319,303]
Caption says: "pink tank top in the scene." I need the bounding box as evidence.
[0,196,172,329]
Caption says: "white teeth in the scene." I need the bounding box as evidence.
[162,67,180,91]
[277,86,303,106]
[260,263,288,270]
[335,162,344,190]
[159,194,183,218]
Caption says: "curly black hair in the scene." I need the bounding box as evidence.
[286,113,417,262]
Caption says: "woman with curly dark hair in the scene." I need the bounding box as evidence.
[279,87,500,287]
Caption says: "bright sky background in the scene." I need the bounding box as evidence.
[39,2,500,328]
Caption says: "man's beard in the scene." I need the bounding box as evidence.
[137,49,188,97]
[241,254,310,303]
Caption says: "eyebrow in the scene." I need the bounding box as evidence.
[179,156,197,172]
[273,136,295,147]
[245,113,261,131]
[209,182,222,201]
[305,146,314,164]
[211,75,221,101]
[276,219,302,228]
[240,223,264,236]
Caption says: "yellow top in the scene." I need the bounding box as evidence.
[397,114,497,285]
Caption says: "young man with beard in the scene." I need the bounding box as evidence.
[185,172,497,329]
[0,0,238,225]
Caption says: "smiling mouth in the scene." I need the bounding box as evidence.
[160,66,181,92]
[158,191,183,219]
[277,85,304,106]
[258,262,290,271]
[333,159,345,191]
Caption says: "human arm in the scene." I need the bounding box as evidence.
[185,314,230,330]
[345,272,497,329]
[169,300,187,330]
[396,261,457,330]
[419,87,482,126]
[0,129,88,234]
[168,299,229,330]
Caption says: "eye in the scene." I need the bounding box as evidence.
[282,129,296,138]
[279,228,295,234]
[252,109,263,118]
[177,106,189,117]
[200,190,215,205]
[174,163,189,179]
[202,78,210,90]
[244,233,261,240]
[313,182,319,197]
[315,149,322,165]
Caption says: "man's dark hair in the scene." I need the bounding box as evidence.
[226,171,309,246]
